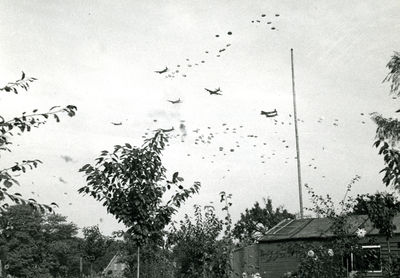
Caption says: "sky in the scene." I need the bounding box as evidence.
[1,0,400,236]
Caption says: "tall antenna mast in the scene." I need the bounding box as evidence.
[291,49,304,219]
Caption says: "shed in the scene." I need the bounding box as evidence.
[233,214,400,278]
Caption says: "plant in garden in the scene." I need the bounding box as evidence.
[352,192,400,277]
[282,271,293,278]
[355,228,366,238]
[353,192,400,245]
[0,72,77,212]
[167,192,233,278]
[381,254,400,278]
[241,271,262,278]
[219,191,234,278]
[78,130,200,277]
[168,204,224,278]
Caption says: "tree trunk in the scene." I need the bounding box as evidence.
[203,254,206,278]
[137,245,140,278]
[387,239,391,275]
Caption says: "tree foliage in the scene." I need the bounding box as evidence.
[82,225,108,267]
[0,72,77,212]
[0,204,81,277]
[168,205,225,278]
[383,51,400,96]
[78,130,200,247]
[353,192,400,241]
[167,192,234,278]
[232,197,295,244]
[372,51,400,190]
[371,114,400,146]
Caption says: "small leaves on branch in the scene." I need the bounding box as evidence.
[0,105,77,150]
[0,71,37,94]
[0,188,58,213]
[383,51,400,96]
[372,138,400,190]
[371,113,400,147]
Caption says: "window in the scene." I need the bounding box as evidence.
[352,245,381,272]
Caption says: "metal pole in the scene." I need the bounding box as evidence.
[291,49,304,219]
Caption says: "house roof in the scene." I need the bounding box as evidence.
[259,213,400,242]
[103,253,125,273]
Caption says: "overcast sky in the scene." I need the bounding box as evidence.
[1,0,400,236]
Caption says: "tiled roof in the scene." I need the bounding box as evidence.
[259,213,400,242]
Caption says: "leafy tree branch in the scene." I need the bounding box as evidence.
[0,72,77,212]
[383,51,400,96]
[372,51,400,191]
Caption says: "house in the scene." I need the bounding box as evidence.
[103,253,126,278]
[232,214,400,278]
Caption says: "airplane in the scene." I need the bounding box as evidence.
[167,98,182,104]
[155,67,168,74]
[260,109,278,117]
[205,87,222,95]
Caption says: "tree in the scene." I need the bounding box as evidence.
[42,213,80,277]
[0,204,81,277]
[0,204,48,277]
[371,51,400,190]
[168,205,224,278]
[0,72,77,211]
[167,192,233,278]
[82,225,108,275]
[78,130,200,277]
[232,197,295,244]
